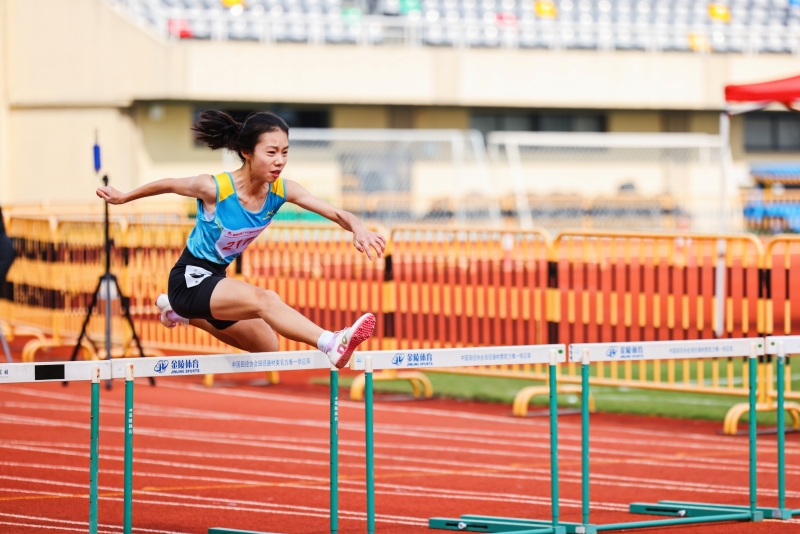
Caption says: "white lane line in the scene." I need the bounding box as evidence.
[357,481,630,512]
[0,487,78,497]
[5,403,784,456]
[1,417,792,493]
[4,442,796,501]
[11,384,774,449]
[0,521,116,533]
[159,382,791,446]
[0,512,186,534]
[5,397,795,457]
[0,475,426,526]
[1,420,792,496]
[0,443,328,483]
[131,489,427,525]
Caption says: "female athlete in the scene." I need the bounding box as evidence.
[96,110,385,368]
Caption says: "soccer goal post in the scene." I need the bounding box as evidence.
[273,128,502,227]
[486,131,738,233]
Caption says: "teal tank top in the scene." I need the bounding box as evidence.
[186,172,287,265]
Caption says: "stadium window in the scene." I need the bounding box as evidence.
[193,107,330,145]
[538,114,605,132]
[470,111,605,138]
[745,112,800,152]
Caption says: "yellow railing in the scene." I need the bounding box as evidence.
[2,216,386,388]
[3,213,800,432]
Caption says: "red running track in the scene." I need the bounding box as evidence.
[0,355,798,533]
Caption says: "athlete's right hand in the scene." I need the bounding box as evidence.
[96,186,127,205]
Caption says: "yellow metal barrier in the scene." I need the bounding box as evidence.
[546,230,774,421]
[722,235,800,434]
[6,210,797,429]
[349,227,779,419]
[349,225,553,401]
[3,214,387,387]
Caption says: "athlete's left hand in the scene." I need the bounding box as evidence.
[353,227,386,260]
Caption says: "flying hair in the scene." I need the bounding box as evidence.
[191,110,290,162]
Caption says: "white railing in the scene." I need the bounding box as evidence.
[106,0,800,54]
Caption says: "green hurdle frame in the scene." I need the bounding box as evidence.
[422,339,773,534]
[623,337,796,525]
[426,349,567,534]
[0,351,338,534]
[352,344,568,534]
[579,339,767,532]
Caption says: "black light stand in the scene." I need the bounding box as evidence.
[67,138,153,389]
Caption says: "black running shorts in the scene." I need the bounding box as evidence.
[167,248,237,331]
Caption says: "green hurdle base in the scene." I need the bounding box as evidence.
[430,516,576,533]
[632,501,785,520]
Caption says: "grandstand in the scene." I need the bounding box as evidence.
[0,0,799,231]
[116,0,800,53]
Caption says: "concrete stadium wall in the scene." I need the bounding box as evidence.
[8,0,800,111]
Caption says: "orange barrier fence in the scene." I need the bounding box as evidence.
[390,226,551,349]
[3,213,799,431]
[3,217,385,366]
[551,231,763,344]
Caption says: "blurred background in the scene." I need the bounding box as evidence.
[0,0,799,433]
[1,0,799,232]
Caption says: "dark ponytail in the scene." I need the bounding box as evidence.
[192,110,290,162]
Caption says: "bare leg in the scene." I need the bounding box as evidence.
[190,318,279,352]
[208,278,323,347]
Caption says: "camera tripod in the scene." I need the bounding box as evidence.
[68,175,153,389]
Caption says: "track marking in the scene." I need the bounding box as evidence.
[156,382,800,446]
[0,512,186,534]
[1,422,794,497]
[6,397,796,457]
[0,521,117,533]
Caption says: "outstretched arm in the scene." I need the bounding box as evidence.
[285,179,386,260]
[96,175,217,207]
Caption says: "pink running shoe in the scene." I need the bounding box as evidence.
[325,313,376,369]
[155,294,189,328]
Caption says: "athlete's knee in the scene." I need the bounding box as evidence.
[263,331,279,352]
[255,289,282,312]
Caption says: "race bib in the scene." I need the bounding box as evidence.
[215,225,267,259]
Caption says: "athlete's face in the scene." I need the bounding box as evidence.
[245,130,289,183]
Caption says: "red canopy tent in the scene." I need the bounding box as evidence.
[725,73,800,108]
[714,74,800,232]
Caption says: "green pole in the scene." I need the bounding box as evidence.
[330,367,338,534]
[89,367,100,534]
[548,350,559,528]
[365,356,375,534]
[748,345,757,516]
[124,364,134,534]
[777,342,786,510]
[581,349,590,526]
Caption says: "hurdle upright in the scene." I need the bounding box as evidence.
[350,344,568,534]
[751,336,795,520]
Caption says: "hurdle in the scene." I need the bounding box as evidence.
[765,336,797,520]
[349,344,568,534]
[0,352,339,534]
[575,338,769,532]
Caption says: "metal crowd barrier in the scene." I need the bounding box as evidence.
[3,212,800,432]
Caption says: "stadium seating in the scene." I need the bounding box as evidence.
[110,0,800,53]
